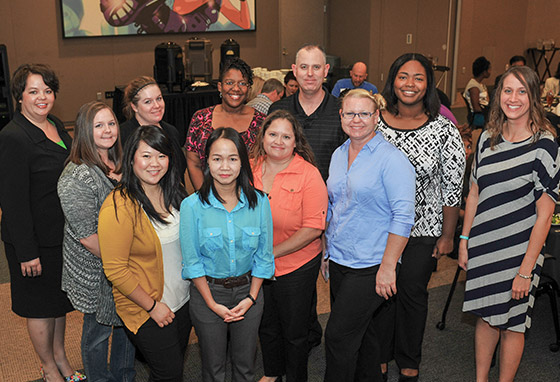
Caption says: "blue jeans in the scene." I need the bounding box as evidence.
[81,313,136,382]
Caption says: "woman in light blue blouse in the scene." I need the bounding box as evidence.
[323,89,416,382]
[180,127,274,382]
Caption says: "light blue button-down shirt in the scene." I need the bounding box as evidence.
[180,189,274,280]
[325,133,416,268]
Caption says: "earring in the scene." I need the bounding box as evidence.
[219,92,222,98]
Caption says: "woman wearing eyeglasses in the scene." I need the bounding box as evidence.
[324,89,416,381]
[186,57,266,190]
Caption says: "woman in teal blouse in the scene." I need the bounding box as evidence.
[180,127,274,382]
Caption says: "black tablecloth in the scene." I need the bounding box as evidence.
[113,86,221,146]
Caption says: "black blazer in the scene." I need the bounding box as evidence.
[0,112,72,262]
[120,117,188,180]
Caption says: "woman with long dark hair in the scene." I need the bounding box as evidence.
[58,101,136,382]
[376,53,465,381]
[180,127,274,382]
[99,125,191,382]
[459,66,560,381]
[250,110,328,382]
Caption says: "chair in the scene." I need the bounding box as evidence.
[461,93,474,126]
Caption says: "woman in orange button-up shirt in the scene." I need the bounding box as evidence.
[250,110,328,382]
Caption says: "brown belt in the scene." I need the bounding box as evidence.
[206,272,251,288]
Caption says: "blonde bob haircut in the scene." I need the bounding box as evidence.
[340,88,386,112]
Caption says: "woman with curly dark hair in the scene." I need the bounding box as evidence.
[186,57,266,190]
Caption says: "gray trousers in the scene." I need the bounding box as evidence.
[190,281,263,382]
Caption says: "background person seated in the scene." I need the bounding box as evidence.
[542,61,560,97]
[283,71,299,97]
[247,78,285,115]
[331,61,378,97]
[463,56,491,128]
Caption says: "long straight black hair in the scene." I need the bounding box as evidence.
[198,127,261,209]
[382,53,441,119]
[114,124,187,224]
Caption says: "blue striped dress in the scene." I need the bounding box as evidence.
[463,130,560,332]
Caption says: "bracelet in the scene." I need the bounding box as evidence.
[246,294,256,305]
[146,299,157,313]
[516,272,532,280]
[459,235,469,241]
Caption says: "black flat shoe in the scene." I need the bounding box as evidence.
[398,373,419,382]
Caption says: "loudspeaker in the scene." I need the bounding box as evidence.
[185,38,213,82]
[220,39,240,72]
[154,42,185,93]
[0,44,13,130]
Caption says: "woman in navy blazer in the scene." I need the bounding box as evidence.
[0,64,82,382]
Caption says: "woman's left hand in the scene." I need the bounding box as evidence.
[512,275,531,300]
[375,264,397,300]
[227,298,253,322]
[20,258,42,277]
[433,236,454,259]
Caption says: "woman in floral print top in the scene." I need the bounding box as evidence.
[186,57,265,189]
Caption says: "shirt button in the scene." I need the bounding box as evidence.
[230,239,234,243]
[228,220,231,223]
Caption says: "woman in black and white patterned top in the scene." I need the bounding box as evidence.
[375,53,465,382]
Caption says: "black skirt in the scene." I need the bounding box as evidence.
[5,243,73,318]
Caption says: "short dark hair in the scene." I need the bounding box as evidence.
[67,101,122,175]
[261,78,285,94]
[382,53,441,118]
[284,70,296,85]
[11,64,59,111]
[472,56,491,77]
[199,127,261,209]
[115,125,187,224]
[123,76,159,120]
[219,57,253,86]
[509,55,526,66]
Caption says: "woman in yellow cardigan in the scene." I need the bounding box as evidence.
[99,125,190,382]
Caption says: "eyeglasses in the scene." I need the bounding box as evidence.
[222,80,249,88]
[341,112,375,120]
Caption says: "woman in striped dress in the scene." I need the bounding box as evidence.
[459,66,560,381]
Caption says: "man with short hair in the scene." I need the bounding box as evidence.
[268,44,345,355]
[331,61,378,97]
[494,55,526,88]
[246,78,284,115]
[269,44,345,180]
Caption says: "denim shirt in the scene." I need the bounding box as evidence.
[325,134,416,268]
[180,189,274,280]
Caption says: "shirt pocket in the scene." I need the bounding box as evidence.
[242,227,261,252]
[201,227,223,252]
[278,183,303,211]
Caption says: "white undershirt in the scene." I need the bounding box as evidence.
[151,209,190,312]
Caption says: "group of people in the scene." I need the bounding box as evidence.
[0,42,558,382]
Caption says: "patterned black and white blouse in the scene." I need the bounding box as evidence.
[377,113,465,237]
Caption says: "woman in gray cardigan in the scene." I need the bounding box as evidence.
[58,101,135,382]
